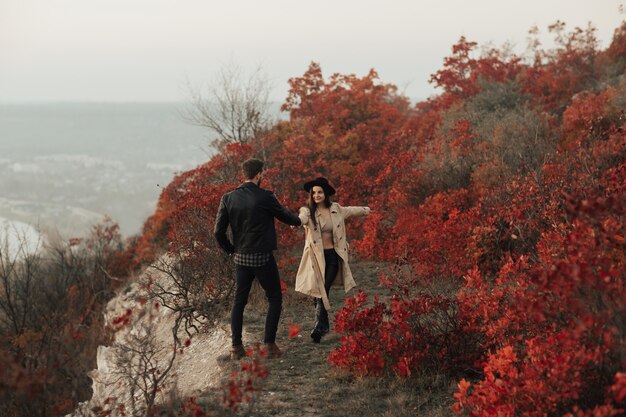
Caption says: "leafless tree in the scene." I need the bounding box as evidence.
[0,219,125,417]
[185,61,273,146]
[144,246,235,346]
[109,318,177,417]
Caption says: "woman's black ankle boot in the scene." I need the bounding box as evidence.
[311,299,323,343]
[311,328,322,343]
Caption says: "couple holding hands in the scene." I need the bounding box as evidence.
[214,158,370,359]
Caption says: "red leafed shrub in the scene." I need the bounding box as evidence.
[430,36,522,108]
[521,21,600,114]
[328,97,624,415]
[453,169,626,415]
[220,357,269,413]
[330,283,481,378]
[561,87,625,150]
[385,188,477,283]
[155,353,269,416]
[125,19,626,417]
[328,290,387,377]
[452,332,615,417]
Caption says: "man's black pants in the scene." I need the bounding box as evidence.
[231,254,282,346]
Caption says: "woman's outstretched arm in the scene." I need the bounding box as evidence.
[341,205,371,220]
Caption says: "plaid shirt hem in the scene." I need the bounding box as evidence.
[233,252,271,267]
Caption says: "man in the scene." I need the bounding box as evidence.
[214,158,301,359]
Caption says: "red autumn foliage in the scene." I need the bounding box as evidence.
[287,323,300,338]
[453,162,625,409]
[521,21,601,114]
[430,36,522,107]
[115,19,626,417]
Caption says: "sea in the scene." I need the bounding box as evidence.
[0,102,216,249]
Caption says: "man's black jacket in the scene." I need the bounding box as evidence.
[214,182,301,254]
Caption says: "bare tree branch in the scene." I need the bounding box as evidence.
[183,61,272,146]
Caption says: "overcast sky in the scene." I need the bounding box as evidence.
[0,0,623,103]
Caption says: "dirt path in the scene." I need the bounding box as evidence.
[73,256,452,417]
[215,261,453,417]
[242,261,386,417]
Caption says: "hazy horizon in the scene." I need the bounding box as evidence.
[1,1,623,103]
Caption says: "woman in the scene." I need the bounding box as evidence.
[295,177,370,343]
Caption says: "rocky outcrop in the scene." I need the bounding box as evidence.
[70,266,233,416]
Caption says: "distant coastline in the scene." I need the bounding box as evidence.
[0,102,225,237]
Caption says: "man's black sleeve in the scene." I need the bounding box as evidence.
[214,195,235,254]
[267,192,302,226]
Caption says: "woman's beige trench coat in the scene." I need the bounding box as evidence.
[295,202,370,311]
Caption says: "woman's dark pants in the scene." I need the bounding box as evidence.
[231,255,282,346]
[314,249,339,334]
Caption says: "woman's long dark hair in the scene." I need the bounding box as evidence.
[309,190,332,229]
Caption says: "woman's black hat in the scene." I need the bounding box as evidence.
[303,177,336,196]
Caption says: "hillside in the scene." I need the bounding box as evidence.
[72,259,454,417]
[2,20,625,417]
[238,261,454,417]
[66,261,452,417]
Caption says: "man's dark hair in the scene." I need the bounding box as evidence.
[242,158,264,180]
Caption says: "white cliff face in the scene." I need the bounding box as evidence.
[71,261,233,416]
[0,217,43,259]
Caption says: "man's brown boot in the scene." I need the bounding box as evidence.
[230,344,246,360]
[264,342,282,358]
